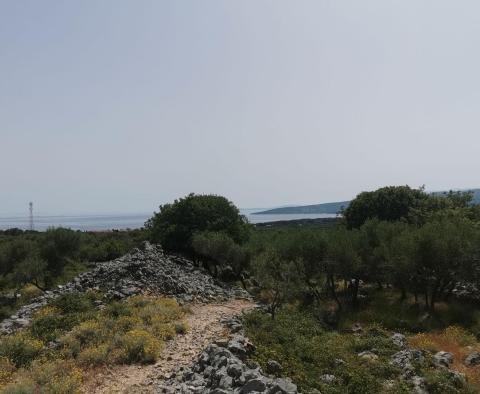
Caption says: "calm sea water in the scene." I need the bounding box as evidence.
[0,210,337,231]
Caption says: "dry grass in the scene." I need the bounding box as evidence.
[410,325,480,388]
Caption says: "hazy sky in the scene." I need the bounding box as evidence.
[1,1,479,215]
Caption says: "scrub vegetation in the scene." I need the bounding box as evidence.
[0,293,186,392]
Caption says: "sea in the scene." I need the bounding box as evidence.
[0,209,337,231]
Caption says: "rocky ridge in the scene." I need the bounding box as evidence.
[0,242,248,335]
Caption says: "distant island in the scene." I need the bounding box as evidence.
[253,200,350,215]
[253,188,480,215]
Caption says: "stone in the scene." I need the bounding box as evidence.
[266,360,282,375]
[433,351,453,368]
[219,374,233,389]
[320,374,336,384]
[269,378,297,394]
[411,375,428,394]
[358,350,378,361]
[390,349,424,375]
[465,351,480,366]
[391,333,407,348]
[241,378,267,392]
[227,363,244,378]
[351,322,363,334]
[157,324,298,393]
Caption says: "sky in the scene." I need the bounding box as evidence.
[1,1,480,215]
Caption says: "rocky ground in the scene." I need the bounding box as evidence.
[82,299,256,394]
[157,316,298,394]
[0,242,248,335]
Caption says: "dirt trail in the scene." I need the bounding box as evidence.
[82,298,255,394]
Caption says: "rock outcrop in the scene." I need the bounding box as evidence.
[0,243,248,335]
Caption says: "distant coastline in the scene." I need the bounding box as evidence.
[253,201,349,215]
[0,211,336,231]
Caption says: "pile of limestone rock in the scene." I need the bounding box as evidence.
[0,242,248,335]
[158,316,298,394]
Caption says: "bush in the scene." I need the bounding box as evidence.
[174,322,188,335]
[0,334,43,367]
[1,380,36,394]
[20,285,43,302]
[69,320,104,346]
[118,329,163,364]
[52,293,94,315]
[24,359,82,394]
[424,369,470,394]
[29,307,65,342]
[146,193,250,253]
[0,356,16,387]
[77,344,109,367]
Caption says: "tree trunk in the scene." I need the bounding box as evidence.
[329,275,342,311]
[239,275,247,291]
[399,284,407,301]
[350,279,360,308]
[31,280,46,292]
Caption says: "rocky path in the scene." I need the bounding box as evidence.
[82,298,255,394]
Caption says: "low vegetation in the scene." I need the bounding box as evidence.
[0,293,186,392]
[244,307,479,393]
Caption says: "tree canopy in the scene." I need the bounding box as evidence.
[343,185,428,228]
[146,193,250,253]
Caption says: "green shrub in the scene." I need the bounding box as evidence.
[424,369,470,394]
[29,307,66,342]
[51,293,94,315]
[118,329,163,364]
[0,334,43,367]
[77,344,109,367]
[24,359,82,394]
[174,322,188,335]
[104,301,131,318]
[0,356,16,387]
[69,320,104,346]
[1,380,36,394]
